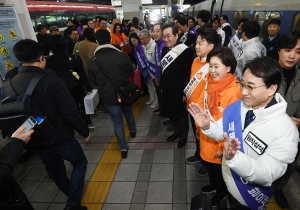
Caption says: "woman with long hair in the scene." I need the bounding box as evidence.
[111,23,130,54]
[188,47,242,207]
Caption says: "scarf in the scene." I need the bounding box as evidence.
[207,73,237,116]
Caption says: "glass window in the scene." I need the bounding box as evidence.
[253,11,281,39]
[292,12,300,33]
[233,11,248,30]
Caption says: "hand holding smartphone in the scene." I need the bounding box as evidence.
[21,116,38,133]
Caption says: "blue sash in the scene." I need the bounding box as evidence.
[134,44,149,82]
[223,99,274,210]
[154,40,165,79]
[144,55,157,77]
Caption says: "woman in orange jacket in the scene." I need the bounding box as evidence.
[189,47,242,207]
[111,23,130,54]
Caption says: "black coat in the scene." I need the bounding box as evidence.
[161,46,193,121]
[36,33,50,55]
[88,45,134,106]
[222,25,232,47]
[262,34,280,60]
[0,138,32,209]
[1,66,89,148]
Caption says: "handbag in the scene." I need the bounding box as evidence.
[92,56,140,106]
[133,69,142,89]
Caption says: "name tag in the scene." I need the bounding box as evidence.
[180,35,187,44]
[147,51,153,56]
[244,132,268,155]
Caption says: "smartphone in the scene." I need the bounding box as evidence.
[21,116,38,133]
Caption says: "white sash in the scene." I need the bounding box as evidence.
[184,63,209,100]
[180,31,189,44]
[161,44,188,74]
[229,34,242,58]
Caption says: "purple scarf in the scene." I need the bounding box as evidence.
[154,39,165,79]
[134,43,148,82]
[190,26,197,39]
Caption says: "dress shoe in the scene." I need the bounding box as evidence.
[177,138,187,148]
[163,120,171,125]
[166,134,179,141]
[167,125,174,131]
[64,204,87,210]
[274,190,289,208]
[121,147,129,159]
[296,165,300,174]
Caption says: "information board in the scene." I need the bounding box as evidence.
[0,6,24,80]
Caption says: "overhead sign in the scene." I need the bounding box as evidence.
[111,0,153,6]
[0,6,24,80]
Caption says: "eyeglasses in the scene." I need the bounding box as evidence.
[237,82,266,92]
[162,35,173,40]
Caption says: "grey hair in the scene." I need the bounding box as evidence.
[138,29,150,37]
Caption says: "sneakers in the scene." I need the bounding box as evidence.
[64,204,87,210]
[198,164,208,176]
[201,185,216,194]
[153,108,160,114]
[88,124,95,129]
[146,100,154,105]
[150,103,158,109]
[130,131,136,138]
[186,156,201,164]
[121,147,129,159]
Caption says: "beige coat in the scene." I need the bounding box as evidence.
[73,39,98,77]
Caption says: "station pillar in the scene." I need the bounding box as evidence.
[121,0,143,21]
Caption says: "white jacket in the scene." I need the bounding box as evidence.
[203,93,299,206]
[217,28,225,47]
[235,37,266,81]
[142,38,156,79]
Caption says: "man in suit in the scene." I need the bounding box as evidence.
[262,19,281,59]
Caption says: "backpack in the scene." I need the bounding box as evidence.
[0,73,57,149]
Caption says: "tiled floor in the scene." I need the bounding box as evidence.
[4,96,300,210]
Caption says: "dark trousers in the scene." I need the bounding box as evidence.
[170,116,189,139]
[140,74,148,94]
[205,161,227,200]
[228,192,251,210]
[153,79,162,109]
[273,143,300,190]
[190,114,200,158]
[34,138,87,206]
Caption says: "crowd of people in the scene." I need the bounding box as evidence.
[1,9,300,210]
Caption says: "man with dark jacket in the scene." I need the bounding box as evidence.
[0,126,34,210]
[36,24,50,55]
[88,29,136,159]
[274,31,300,209]
[220,15,232,46]
[196,10,211,29]
[262,18,281,59]
[2,39,90,210]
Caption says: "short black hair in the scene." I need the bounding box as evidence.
[207,47,237,74]
[177,17,188,27]
[213,14,219,19]
[162,23,178,36]
[220,15,229,22]
[212,17,220,24]
[95,29,111,45]
[268,18,281,26]
[68,27,78,35]
[128,33,140,47]
[83,28,96,42]
[113,23,123,34]
[153,22,164,31]
[197,10,211,23]
[95,16,101,21]
[37,24,46,32]
[241,21,260,39]
[99,17,107,22]
[197,27,219,46]
[112,17,118,20]
[243,56,282,90]
[132,17,139,24]
[129,23,139,30]
[238,18,249,25]
[277,31,300,51]
[187,17,195,23]
[13,39,44,63]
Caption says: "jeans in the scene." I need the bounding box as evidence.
[34,138,87,206]
[105,104,136,150]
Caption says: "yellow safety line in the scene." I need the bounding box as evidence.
[81,96,147,209]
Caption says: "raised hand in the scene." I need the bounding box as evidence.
[187,102,211,129]
[224,132,241,160]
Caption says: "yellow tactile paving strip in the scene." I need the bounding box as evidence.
[80,95,286,209]
[81,96,147,209]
